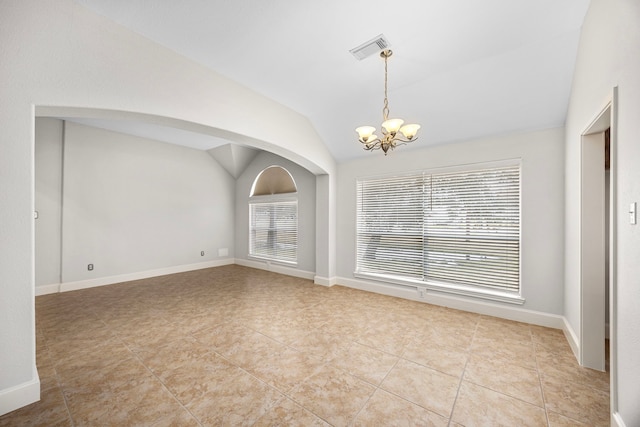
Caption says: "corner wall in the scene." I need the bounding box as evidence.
[60,121,235,284]
[336,128,566,316]
[564,0,640,424]
[0,0,336,414]
[235,151,317,276]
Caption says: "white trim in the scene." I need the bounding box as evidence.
[59,259,234,293]
[247,255,297,268]
[0,377,40,417]
[313,275,337,287]
[612,412,627,427]
[609,86,619,421]
[354,272,525,305]
[35,283,60,296]
[337,276,564,329]
[234,258,314,281]
[562,316,580,361]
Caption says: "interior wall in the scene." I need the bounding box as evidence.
[564,0,640,423]
[336,127,566,315]
[0,0,336,409]
[59,121,235,283]
[235,151,316,274]
[34,119,64,287]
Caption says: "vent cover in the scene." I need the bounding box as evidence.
[350,34,390,60]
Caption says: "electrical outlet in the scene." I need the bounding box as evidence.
[88,264,94,271]
[201,251,205,256]
[417,287,427,299]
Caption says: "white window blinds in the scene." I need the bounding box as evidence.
[356,175,424,279]
[250,201,297,263]
[356,164,520,294]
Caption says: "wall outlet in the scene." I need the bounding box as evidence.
[417,286,427,299]
[218,248,229,257]
[88,264,94,271]
[201,251,205,256]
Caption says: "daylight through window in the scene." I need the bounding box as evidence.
[356,162,520,300]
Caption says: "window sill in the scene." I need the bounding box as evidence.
[353,272,525,305]
[248,255,298,268]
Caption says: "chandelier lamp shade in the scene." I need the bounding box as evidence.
[356,49,420,155]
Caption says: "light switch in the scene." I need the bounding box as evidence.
[630,202,637,225]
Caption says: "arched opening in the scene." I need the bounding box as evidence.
[249,166,298,264]
[250,165,298,196]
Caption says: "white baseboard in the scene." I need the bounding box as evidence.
[336,276,566,329]
[35,283,61,296]
[562,316,580,361]
[0,376,40,417]
[313,276,337,287]
[234,258,315,281]
[612,412,627,427]
[57,259,234,293]
[38,259,314,296]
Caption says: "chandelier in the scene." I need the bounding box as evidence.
[356,50,420,155]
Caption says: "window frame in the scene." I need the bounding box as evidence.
[248,195,298,266]
[354,159,523,305]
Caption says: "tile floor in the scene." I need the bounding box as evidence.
[0,265,610,426]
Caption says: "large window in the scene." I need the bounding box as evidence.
[250,201,297,263]
[249,166,298,264]
[356,161,521,302]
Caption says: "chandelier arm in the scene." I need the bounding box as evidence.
[392,135,418,144]
[362,143,382,151]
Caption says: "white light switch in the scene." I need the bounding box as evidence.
[630,202,637,225]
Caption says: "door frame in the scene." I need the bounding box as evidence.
[579,87,618,414]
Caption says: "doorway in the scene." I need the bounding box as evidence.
[579,88,617,422]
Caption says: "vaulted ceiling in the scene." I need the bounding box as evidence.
[73,0,591,162]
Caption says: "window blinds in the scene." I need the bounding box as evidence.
[250,201,298,263]
[356,164,520,293]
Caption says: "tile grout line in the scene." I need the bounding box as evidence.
[47,342,77,427]
[112,327,205,427]
[100,319,202,427]
[189,331,329,427]
[532,330,552,427]
[446,320,478,427]
[348,355,401,426]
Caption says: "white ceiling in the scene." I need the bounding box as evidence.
[73,0,591,163]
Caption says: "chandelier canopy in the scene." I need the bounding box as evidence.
[356,50,420,155]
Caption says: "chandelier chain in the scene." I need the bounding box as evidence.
[382,52,389,121]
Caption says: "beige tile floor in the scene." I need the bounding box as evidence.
[0,265,610,426]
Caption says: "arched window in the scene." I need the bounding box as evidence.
[249,166,298,264]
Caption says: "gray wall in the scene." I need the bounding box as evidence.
[337,127,565,314]
[36,120,235,286]
[235,151,316,274]
[564,0,640,423]
[34,119,64,287]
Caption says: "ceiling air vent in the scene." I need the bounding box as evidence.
[350,34,390,60]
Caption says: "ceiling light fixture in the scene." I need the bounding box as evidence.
[356,50,420,155]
